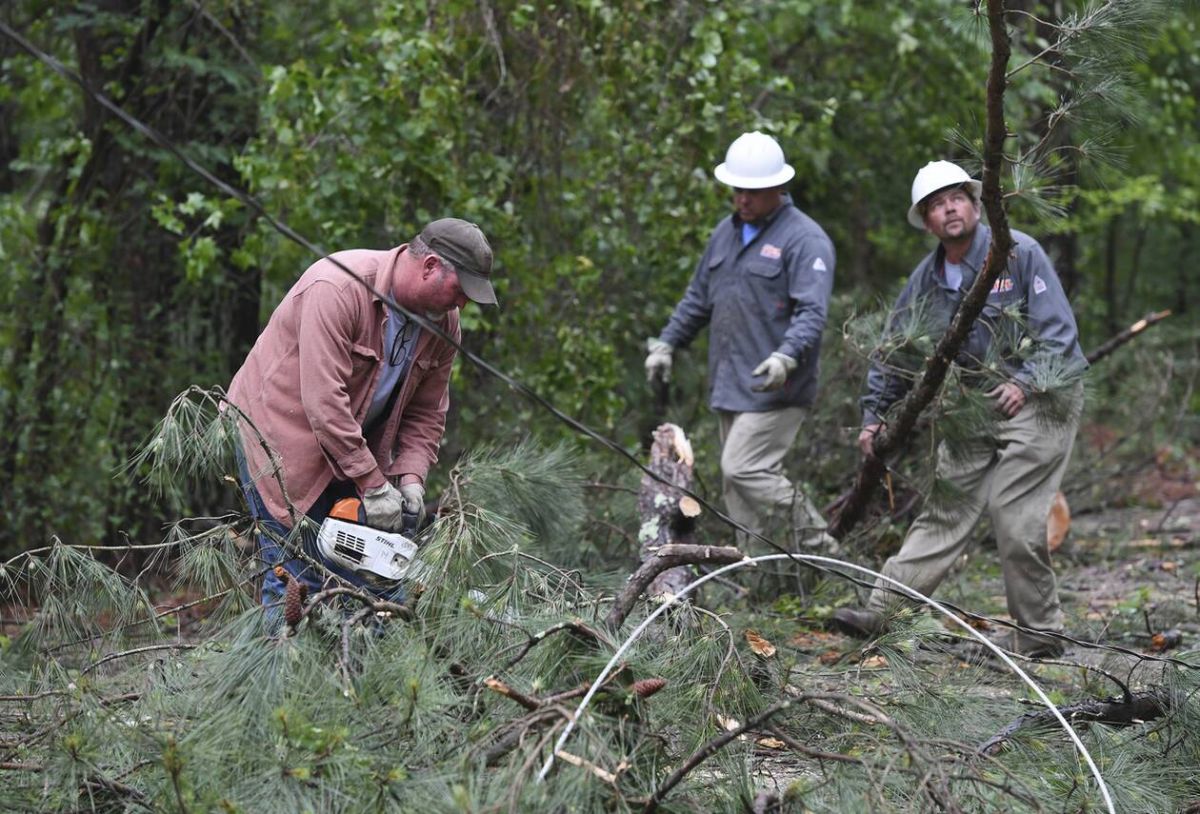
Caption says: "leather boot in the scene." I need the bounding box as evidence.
[829,606,885,638]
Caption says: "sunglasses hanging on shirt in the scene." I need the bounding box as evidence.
[388,312,416,367]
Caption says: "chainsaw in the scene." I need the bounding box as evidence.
[315,497,422,587]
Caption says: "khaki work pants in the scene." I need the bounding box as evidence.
[717,407,827,549]
[867,387,1084,650]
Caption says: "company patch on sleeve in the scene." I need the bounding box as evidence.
[760,243,782,260]
[1033,275,1048,295]
[989,277,1014,295]
[812,257,827,272]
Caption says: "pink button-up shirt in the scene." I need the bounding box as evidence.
[227,245,459,525]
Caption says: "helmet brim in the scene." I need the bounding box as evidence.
[713,163,795,189]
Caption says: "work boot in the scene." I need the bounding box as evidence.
[959,629,1066,661]
[1020,639,1066,659]
[828,606,885,639]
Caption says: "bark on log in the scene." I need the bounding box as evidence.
[605,422,748,630]
[606,544,744,630]
[636,423,703,599]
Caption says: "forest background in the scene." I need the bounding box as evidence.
[1,0,1197,560]
[3,2,1200,812]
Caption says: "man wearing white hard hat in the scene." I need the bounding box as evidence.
[830,160,1087,657]
[644,132,836,555]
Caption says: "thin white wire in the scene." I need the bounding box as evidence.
[536,553,1114,814]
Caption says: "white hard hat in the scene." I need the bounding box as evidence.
[907,160,982,229]
[713,131,795,189]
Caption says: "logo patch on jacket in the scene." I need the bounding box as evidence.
[990,277,1014,295]
[813,257,827,272]
[759,243,782,260]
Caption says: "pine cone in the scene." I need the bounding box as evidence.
[633,678,667,699]
[284,576,307,628]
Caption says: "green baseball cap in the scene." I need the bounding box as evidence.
[420,218,497,305]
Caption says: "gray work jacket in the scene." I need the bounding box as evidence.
[861,223,1087,426]
[659,200,835,412]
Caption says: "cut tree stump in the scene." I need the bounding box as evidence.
[1047,490,1071,553]
[637,423,702,598]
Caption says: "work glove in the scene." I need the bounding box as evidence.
[362,482,408,533]
[644,338,674,383]
[399,483,427,531]
[751,352,797,392]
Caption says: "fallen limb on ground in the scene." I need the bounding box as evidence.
[977,688,1172,755]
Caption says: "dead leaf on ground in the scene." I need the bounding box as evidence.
[860,654,889,669]
[745,629,777,658]
[818,649,844,665]
[790,630,836,649]
[756,737,785,749]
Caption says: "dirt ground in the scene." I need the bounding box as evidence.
[804,494,1200,673]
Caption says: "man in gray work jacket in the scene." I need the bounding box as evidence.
[831,160,1087,657]
[644,131,836,552]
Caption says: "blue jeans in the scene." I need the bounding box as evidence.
[235,448,406,608]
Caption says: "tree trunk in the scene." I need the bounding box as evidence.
[1104,215,1120,337]
[635,423,702,598]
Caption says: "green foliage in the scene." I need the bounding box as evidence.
[3,0,1195,560]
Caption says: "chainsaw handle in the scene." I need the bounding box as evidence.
[330,496,421,537]
[401,508,420,536]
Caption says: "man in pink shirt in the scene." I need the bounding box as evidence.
[228,218,495,607]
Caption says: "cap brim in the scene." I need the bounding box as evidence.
[458,269,497,305]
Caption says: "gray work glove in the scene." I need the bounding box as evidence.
[644,338,674,383]
[399,483,426,530]
[362,482,408,532]
[751,352,797,392]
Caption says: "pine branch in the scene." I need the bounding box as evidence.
[642,699,791,813]
[339,606,375,691]
[977,688,1173,756]
[484,676,542,711]
[78,643,196,678]
[298,586,410,624]
[606,544,744,630]
[499,619,609,670]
